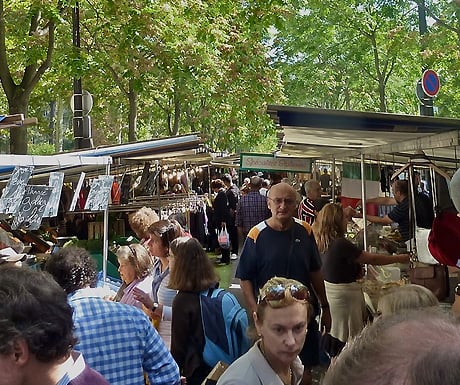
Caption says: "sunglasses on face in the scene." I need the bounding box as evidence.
[258,283,310,304]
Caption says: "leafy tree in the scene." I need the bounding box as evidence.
[0,0,69,154]
[273,0,420,113]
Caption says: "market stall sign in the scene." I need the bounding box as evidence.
[0,166,34,214]
[84,175,114,211]
[240,153,311,173]
[43,172,64,218]
[11,185,53,230]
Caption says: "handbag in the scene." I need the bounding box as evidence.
[408,260,449,301]
[217,224,230,249]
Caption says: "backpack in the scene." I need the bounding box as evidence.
[199,287,251,367]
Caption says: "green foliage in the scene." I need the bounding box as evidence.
[4,0,460,156]
[28,142,55,155]
[272,0,420,113]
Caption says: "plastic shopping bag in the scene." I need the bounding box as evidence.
[217,224,230,249]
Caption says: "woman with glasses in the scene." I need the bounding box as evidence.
[133,219,182,348]
[113,243,153,308]
[217,276,310,385]
[168,236,220,385]
[313,203,410,356]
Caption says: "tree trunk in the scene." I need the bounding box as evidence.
[127,79,137,142]
[378,81,387,112]
[8,93,30,154]
[55,99,64,152]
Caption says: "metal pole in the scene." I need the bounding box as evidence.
[72,3,85,148]
[156,160,161,215]
[331,157,336,202]
[418,0,434,116]
[360,153,368,252]
[102,161,111,285]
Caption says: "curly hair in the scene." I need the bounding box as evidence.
[128,206,160,240]
[44,246,98,294]
[0,266,77,362]
[211,179,225,190]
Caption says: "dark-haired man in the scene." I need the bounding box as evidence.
[356,179,410,241]
[0,266,109,385]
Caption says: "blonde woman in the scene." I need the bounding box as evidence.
[314,203,410,356]
[128,206,160,242]
[218,277,310,385]
[377,284,439,316]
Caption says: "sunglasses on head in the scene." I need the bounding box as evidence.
[126,244,137,259]
[258,282,310,304]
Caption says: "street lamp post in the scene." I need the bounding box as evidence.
[72,2,93,148]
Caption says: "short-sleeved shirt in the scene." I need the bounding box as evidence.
[321,238,363,284]
[69,288,180,385]
[388,197,410,241]
[298,197,316,225]
[236,218,322,367]
[236,218,321,298]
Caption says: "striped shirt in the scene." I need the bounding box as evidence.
[298,197,316,225]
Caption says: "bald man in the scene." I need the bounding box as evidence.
[236,182,331,385]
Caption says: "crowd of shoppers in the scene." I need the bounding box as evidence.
[1,170,455,385]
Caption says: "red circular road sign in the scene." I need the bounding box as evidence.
[421,69,440,97]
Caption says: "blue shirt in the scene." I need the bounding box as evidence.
[69,288,180,385]
[388,197,410,241]
[235,191,271,234]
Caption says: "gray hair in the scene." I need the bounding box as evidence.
[323,309,460,385]
[377,284,439,316]
[305,179,320,194]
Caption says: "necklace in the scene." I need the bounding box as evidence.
[259,342,292,385]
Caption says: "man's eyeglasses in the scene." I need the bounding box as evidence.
[258,283,310,304]
[267,197,296,206]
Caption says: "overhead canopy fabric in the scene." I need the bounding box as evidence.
[268,105,460,168]
[0,134,204,183]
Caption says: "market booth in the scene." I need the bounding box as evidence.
[267,104,460,304]
[0,134,210,283]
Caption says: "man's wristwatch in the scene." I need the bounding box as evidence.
[152,302,159,311]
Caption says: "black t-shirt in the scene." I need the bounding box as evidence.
[388,197,410,241]
[321,237,363,284]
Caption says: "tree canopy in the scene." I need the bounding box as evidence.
[1,1,460,155]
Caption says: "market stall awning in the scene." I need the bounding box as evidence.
[268,105,460,167]
[0,134,204,183]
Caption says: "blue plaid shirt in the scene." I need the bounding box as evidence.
[235,191,271,234]
[69,288,180,385]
